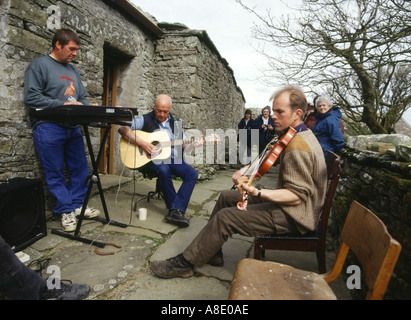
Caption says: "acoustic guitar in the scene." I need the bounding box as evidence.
[120,130,218,169]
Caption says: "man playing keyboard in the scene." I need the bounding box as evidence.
[24,29,100,232]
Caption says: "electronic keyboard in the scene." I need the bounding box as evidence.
[30,105,138,125]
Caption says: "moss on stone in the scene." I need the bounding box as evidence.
[331,148,410,299]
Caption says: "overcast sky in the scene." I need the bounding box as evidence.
[131,0,411,125]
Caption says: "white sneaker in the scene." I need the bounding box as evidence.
[61,212,77,232]
[75,207,101,218]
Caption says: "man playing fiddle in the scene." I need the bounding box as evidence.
[150,86,327,279]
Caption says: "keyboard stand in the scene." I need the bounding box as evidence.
[51,122,128,248]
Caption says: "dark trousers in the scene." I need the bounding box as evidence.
[183,190,299,267]
[150,158,198,213]
[0,236,44,300]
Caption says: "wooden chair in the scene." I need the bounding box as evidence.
[228,200,402,300]
[253,151,341,273]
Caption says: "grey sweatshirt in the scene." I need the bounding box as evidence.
[24,55,90,126]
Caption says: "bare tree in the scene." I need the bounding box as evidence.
[238,0,411,134]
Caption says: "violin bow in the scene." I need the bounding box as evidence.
[230,134,279,191]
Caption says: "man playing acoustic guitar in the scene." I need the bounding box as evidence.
[118,94,199,228]
[149,86,328,279]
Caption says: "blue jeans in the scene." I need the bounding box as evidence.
[0,236,45,299]
[150,158,198,213]
[33,123,89,214]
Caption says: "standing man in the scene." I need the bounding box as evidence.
[149,86,327,279]
[24,29,100,232]
[118,94,198,228]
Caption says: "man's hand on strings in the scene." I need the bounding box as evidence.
[183,136,204,151]
[141,141,155,155]
[188,138,204,149]
[236,176,250,194]
[232,170,243,185]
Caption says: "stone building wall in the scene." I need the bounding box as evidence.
[1,0,158,180]
[153,22,245,134]
[330,136,411,300]
[0,0,245,213]
[0,0,245,182]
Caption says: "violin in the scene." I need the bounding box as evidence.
[236,126,297,211]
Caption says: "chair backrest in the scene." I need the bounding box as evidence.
[316,151,341,238]
[326,201,402,300]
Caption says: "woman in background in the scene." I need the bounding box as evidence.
[255,106,275,154]
[312,95,345,159]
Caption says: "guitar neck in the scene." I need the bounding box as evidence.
[163,138,193,148]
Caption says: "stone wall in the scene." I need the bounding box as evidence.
[152,22,245,133]
[330,135,411,300]
[0,0,245,211]
[120,22,246,175]
[1,0,157,179]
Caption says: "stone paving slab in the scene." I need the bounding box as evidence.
[19,168,351,300]
[151,217,254,282]
[48,232,154,299]
[116,272,231,300]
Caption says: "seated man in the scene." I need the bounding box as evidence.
[149,86,327,278]
[118,94,198,228]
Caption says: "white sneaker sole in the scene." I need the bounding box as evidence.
[61,213,77,232]
[75,207,101,218]
[62,224,76,232]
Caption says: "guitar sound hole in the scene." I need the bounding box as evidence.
[148,141,162,159]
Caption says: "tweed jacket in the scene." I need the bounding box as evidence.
[276,130,327,233]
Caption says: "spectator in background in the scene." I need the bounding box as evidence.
[312,95,345,159]
[306,96,345,133]
[255,106,275,154]
[304,102,316,130]
[238,109,255,161]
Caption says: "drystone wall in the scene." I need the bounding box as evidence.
[0,0,157,180]
[330,135,411,300]
[0,0,245,213]
[0,3,245,174]
[130,22,246,175]
[153,22,245,134]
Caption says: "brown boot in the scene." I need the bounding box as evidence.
[206,249,224,267]
[150,253,194,279]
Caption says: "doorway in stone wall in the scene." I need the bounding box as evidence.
[99,44,132,174]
